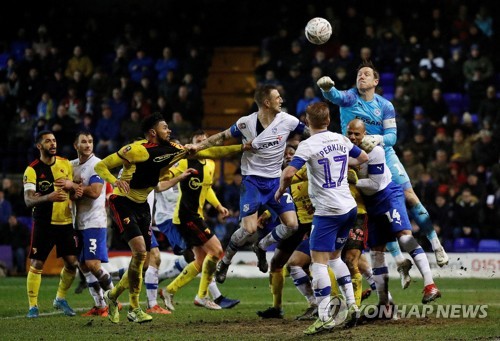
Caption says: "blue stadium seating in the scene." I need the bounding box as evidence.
[380,72,396,85]
[0,245,13,270]
[477,239,500,252]
[17,216,33,230]
[442,92,464,115]
[453,238,478,252]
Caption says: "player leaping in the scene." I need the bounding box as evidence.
[185,84,307,280]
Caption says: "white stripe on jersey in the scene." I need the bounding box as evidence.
[356,146,393,196]
[235,112,300,178]
[71,155,107,230]
[294,131,356,216]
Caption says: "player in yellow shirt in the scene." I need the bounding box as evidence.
[23,130,83,318]
[162,130,234,310]
[95,113,244,323]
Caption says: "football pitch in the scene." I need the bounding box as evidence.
[0,276,498,340]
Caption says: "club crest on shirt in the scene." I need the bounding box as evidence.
[243,204,249,212]
[374,109,381,116]
[238,123,246,130]
[272,127,278,134]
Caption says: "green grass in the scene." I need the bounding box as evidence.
[0,276,499,340]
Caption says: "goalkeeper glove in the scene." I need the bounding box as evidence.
[360,135,383,153]
[317,76,335,92]
[347,169,358,185]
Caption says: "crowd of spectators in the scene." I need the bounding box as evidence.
[0,1,499,265]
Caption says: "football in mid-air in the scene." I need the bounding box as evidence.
[305,17,332,45]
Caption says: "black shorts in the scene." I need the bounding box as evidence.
[343,214,367,251]
[276,221,312,254]
[29,222,78,261]
[108,195,152,251]
[175,217,214,248]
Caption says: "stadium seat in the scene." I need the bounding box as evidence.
[442,92,463,115]
[477,239,500,252]
[17,216,33,230]
[380,72,396,85]
[443,239,454,252]
[453,238,478,252]
[384,93,394,101]
[0,245,13,270]
[381,85,395,97]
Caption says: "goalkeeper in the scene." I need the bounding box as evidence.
[317,60,449,275]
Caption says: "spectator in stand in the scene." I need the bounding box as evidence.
[447,160,468,198]
[401,148,425,186]
[2,178,29,217]
[154,95,172,121]
[168,111,193,144]
[427,149,452,185]
[106,87,129,125]
[155,47,179,81]
[0,189,13,226]
[396,67,417,102]
[36,91,55,121]
[452,187,481,240]
[310,50,330,75]
[137,76,156,103]
[66,69,88,100]
[65,46,94,80]
[282,65,307,117]
[462,172,488,204]
[128,48,154,84]
[158,69,179,103]
[46,68,68,104]
[296,86,321,119]
[171,84,203,128]
[306,66,324,98]
[83,90,99,117]
[109,44,130,84]
[427,194,454,244]
[20,68,44,113]
[413,66,439,106]
[221,172,242,216]
[87,67,109,101]
[259,69,281,87]
[443,47,466,93]
[480,194,500,239]
[419,49,445,83]
[451,127,473,163]
[118,74,135,102]
[331,44,354,81]
[60,86,84,123]
[4,214,30,274]
[94,104,120,158]
[466,68,489,113]
[78,113,96,136]
[414,171,439,207]
[376,30,402,72]
[463,44,494,86]
[17,48,40,80]
[42,46,66,80]
[181,73,201,100]
[477,85,499,128]
[472,129,498,171]
[182,46,209,84]
[130,90,152,119]
[331,66,352,91]
[280,40,309,76]
[391,85,414,123]
[405,129,433,164]
[432,127,453,156]
[7,70,21,100]
[399,34,423,75]
[423,88,449,126]
[120,109,142,143]
[49,104,77,159]
[7,108,35,172]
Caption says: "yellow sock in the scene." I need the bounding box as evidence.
[270,269,284,308]
[167,261,200,295]
[282,266,289,277]
[27,266,42,307]
[352,272,362,306]
[56,266,76,299]
[110,270,129,300]
[327,266,340,297]
[197,254,219,298]
[128,252,147,310]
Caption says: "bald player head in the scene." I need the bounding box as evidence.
[346,119,366,146]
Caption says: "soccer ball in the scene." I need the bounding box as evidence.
[305,17,332,45]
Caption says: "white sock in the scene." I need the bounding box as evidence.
[258,224,297,250]
[208,278,222,300]
[311,263,331,322]
[159,258,188,282]
[328,258,355,306]
[361,268,377,291]
[399,235,434,286]
[289,265,315,305]
[145,266,159,308]
[84,271,105,308]
[370,251,389,305]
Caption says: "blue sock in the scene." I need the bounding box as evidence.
[409,203,441,249]
[386,240,406,264]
